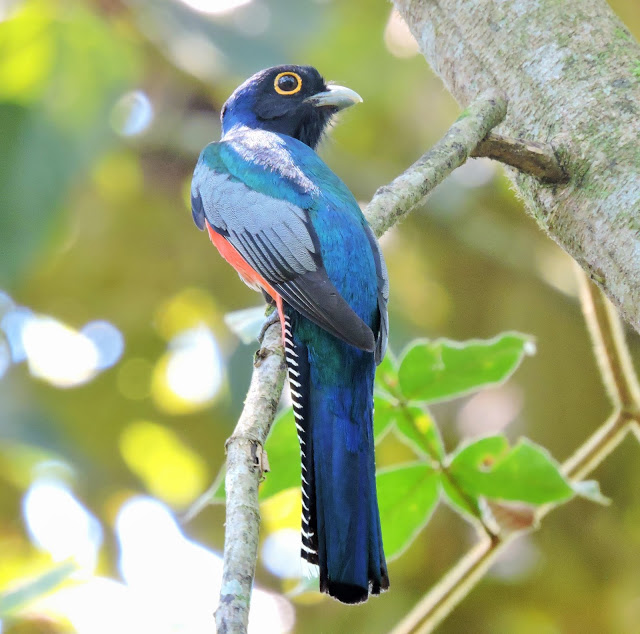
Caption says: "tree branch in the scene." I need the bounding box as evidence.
[214,325,286,634]
[390,270,640,634]
[395,0,640,334]
[214,91,508,632]
[471,133,568,183]
[365,91,506,236]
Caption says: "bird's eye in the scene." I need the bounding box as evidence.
[274,72,302,95]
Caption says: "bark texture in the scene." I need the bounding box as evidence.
[214,324,286,634]
[395,0,640,332]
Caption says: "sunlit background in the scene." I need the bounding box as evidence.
[1,1,639,632]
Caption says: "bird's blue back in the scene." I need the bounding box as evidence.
[193,103,388,602]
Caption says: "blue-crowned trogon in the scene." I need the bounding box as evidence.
[191,65,389,604]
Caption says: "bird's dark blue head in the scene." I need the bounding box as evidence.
[220,65,362,149]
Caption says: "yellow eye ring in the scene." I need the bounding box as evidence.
[274,72,302,95]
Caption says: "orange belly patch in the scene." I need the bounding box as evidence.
[206,221,286,339]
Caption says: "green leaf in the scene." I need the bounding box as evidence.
[398,333,535,402]
[377,463,440,559]
[442,436,508,518]
[259,408,301,500]
[0,560,77,617]
[440,470,484,519]
[373,394,397,443]
[449,436,574,505]
[394,405,445,460]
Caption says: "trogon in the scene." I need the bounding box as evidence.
[191,65,389,604]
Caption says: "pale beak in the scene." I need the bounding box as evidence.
[305,84,363,110]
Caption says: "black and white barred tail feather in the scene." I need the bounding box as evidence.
[282,313,319,566]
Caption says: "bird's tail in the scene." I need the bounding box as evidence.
[282,312,389,604]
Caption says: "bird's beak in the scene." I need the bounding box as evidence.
[305,84,363,110]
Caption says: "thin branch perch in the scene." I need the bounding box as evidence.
[214,325,286,633]
[365,91,506,236]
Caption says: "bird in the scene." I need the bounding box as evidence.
[191,65,389,604]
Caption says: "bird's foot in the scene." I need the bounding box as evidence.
[258,307,280,344]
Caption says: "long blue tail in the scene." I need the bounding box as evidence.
[283,311,388,604]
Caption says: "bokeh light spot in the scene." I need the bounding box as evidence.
[23,478,103,572]
[155,288,218,341]
[0,334,10,380]
[81,320,125,370]
[119,421,208,507]
[0,7,53,101]
[261,528,303,579]
[456,385,524,437]
[22,316,100,388]
[115,497,294,633]
[261,488,302,533]
[1,306,33,362]
[178,0,252,15]
[152,325,224,415]
[0,290,15,317]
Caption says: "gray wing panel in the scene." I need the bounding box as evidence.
[192,154,375,353]
[192,160,317,278]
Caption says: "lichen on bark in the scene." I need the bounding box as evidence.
[395,0,640,333]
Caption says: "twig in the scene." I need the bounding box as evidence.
[214,91,508,632]
[365,91,507,236]
[390,269,640,634]
[471,132,568,183]
[576,269,640,412]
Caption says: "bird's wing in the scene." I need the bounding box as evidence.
[192,140,375,353]
[364,224,389,365]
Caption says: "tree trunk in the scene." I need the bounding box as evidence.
[394,0,640,332]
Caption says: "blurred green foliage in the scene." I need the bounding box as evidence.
[1,0,640,632]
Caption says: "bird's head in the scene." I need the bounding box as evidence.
[220,65,362,149]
